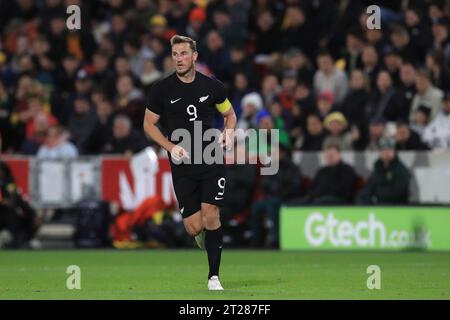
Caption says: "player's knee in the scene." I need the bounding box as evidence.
[184,221,203,236]
[201,203,220,225]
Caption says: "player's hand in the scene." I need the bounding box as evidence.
[219,129,234,151]
[170,145,190,161]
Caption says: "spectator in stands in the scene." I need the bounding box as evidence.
[289,83,315,143]
[389,25,419,63]
[37,125,78,159]
[147,37,168,72]
[366,117,387,151]
[212,7,247,48]
[290,102,308,149]
[185,7,207,41]
[280,4,316,59]
[85,99,114,155]
[343,30,364,74]
[361,45,381,89]
[397,62,417,122]
[91,88,107,108]
[339,69,370,149]
[300,113,326,151]
[127,0,157,35]
[57,69,94,126]
[123,35,153,79]
[314,51,348,104]
[422,91,450,149]
[410,68,444,123]
[293,82,316,118]
[250,142,302,248]
[24,95,58,141]
[229,72,251,120]
[300,144,357,204]
[110,13,129,49]
[268,100,291,149]
[67,94,96,153]
[366,70,402,122]
[20,111,50,155]
[53,53,80,99]
[74,68,94,97]
[426,50,450,91]
[395,122,429,151]
[429,2,446,22]
[404,7,432,63]
[382,47,402,87]
[201,30,231,81]
[140,59,162,95]
[277,70,298,110]
[316,91,335,120]
[229,45,255,88]
[114,55,134,79]
[248,109,274,156]
[431,18,450,64]
[322,111,355,150]
[236,92,263,131]
[31,34,56,81]
[260,73,280,107]
[103,114,146,156]
[45,13,69,63]
[253,9,280,55]
[364,27,388,56]
[114,74,145,129]
[91,51,115,98]
[358,137,411,204]
[410,105,432,137]
[283,48,314,86]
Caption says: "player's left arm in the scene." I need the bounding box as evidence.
[216,98,237,150]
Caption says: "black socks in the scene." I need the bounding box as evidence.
[205,226,223,279]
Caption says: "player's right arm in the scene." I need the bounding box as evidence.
[143,109,190,161]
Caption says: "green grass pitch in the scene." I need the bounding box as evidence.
[0,250,449,299]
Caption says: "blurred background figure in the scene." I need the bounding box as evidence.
[0,160,40,248]
[314,51,349,104]
[322,111,355,150]
[37,125,78,159]
[250,142,302,249]
[299,144,357,205]
[422,91,450,149]
[103,114,146,156]
[358,137,411,205]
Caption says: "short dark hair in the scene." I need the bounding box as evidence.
[323,142,341,152]
[170,35,197,52]
[317,49,333,59]
[416,68,432,80]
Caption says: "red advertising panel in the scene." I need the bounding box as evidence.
[101,156,177,210]
[1,156,30,198]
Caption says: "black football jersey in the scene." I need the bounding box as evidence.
[146,71,229,176]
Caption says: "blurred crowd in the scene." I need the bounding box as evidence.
[2,0,450,248]
[0,0,450,156]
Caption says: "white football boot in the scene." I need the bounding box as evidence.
[208,276,224,291]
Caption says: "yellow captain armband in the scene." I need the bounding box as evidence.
[215,98,232,113]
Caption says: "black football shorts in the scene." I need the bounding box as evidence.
[172,170,227,218]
